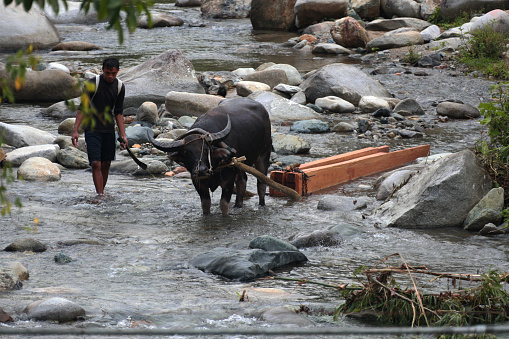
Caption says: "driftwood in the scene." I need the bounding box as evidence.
[230,157,302,201]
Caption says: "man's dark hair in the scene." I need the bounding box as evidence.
[103,58,120,70]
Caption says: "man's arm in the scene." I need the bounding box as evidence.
[115,113,128,149]
[72,110,85,147]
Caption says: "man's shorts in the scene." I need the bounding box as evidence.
[84,130,116,164]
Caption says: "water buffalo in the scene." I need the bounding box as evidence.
[149,97,272,216]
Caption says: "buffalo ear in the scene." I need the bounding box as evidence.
[169,151,185,164]
[212,147,232,161]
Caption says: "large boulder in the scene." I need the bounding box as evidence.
[56,147,89,169]
[463,187,505,231]
[375,150,493,228]
[41,98,81,120]
[330,17,369,48]
[350,0,380,21]
[294,0,349,29]
[0,123,56,148]
[200,0,251,19]
[176,0,202,6]
[17,157,61,181]
[380,0,421,19]
[44,1,99,24]
[439,0,509,20]
[0,68,81,103]
[249,91,323,121]
[366,31,424,51]
[264,64,302,86]
[5,144,59,167]
[299,63,391,104]
[365,17,431,31]
[119,49,205,109]
[250,0,297,30]
[0,2,60,51]
[24,297,85,322]
[468,9,509,34]
[165,91,222,117]
[243,69,289,88]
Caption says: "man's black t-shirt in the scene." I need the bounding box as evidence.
[83,75,125,133]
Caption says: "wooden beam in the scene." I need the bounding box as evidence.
[299,145,389,170]
[303,145,430,194]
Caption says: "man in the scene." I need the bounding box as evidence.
[72,58,128,197]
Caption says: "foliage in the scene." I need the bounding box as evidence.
[476,82,509,216]
[458,25,509,79]
[403,45,422,65]
[336,256,509,338]
[3,0,153,43]
[427,7,476,30]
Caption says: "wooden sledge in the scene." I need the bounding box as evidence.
[269,145,430,196]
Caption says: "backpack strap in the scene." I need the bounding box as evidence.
[90,75,123,102]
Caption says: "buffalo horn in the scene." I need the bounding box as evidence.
[147,131,186,152]
[178,115,231,142]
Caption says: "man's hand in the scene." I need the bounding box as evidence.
[118,136,128,149]
[71,131,79,147]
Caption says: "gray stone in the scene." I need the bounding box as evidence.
[479,223,506,236]
[290,119,329,133]
[120,49,205,109]
[137,13,184,28]
[375,150,493,228]
[17,157,61,181]
[394,98,425,115]
[265,64,303,86]
[24,297,85,322]
[312,43,352,55]
[249,235,298,251]
[250,0,296,30]
[439,1,509,20]
[165,91,222,118]
[315,96,355,113]
[468,9,509,34]
[201,0,251,19]
[380,0,421,18]
[261,306,314,326]
[290,229,343,248]
[236,81,271,97]
[190,247,308,281]
[332,122,356,132]
[0,268,22,290]
[367,31,424,51]
[376,169,418,200]
[41,98,81,119]
[249,91,322,122]
[44,1,99,24]
[436,102,481,119]
[125,126,155,147]
[365,17,432,31]
[294,0,348,28]
[420,24,441,42]
[272,133,311,154]
[463,187,505,232]
[0,123,57,148]
[299,63,391,104]
[243,69,289,88]
[136,102,158,125]
[5,238,47,252]
[56,147,89,169]
[6,144,59,167]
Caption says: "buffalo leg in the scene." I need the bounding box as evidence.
[194,180,212,215]
[220,176,235,216]
[254,156,270,206]
[234,171,247,208]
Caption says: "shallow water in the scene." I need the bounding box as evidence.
[1,1,508,338]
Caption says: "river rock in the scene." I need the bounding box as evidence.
[190,247,308,281]
[249,91,322,121]
[367,31,424,51]
[294,0,349,29]
[420,24,441,42]
[350,0,380,20]
[0,69,81,103]
[261,306,314,326]
[125,125,155,147]
[56,147,89,169]
[0,2,60,51]
[9,262,29,281]
[299,63,391,104]
[317,195,372,211]
[311,43,352,55]
[232,67,256,78]
[176,0,202,6]
[375,150,493,228]
[264,64,302,86]
[315,96,355,113]
[439,1,509,20]
[289,229,343,248]
[393,98,425,115]
[249,235,299,251]
[332,121,356,132]
[44,1,99,24]
[110,158,167,176]
[136,102,158,125]
[463,187,505,232]
[0,267,22,290]
[41,98,81,120]
[250,0,296,30]
[51,41,101,51]
[479,223,506,236]
[200,0,251,19]
[120,49,205,109]
[5,238,47,252]
[54,135,87,153]
[0,308,13,322]
[138,13,184,28]
[380,0,421,18]
[58,118,84,136]
[365,17,431,31]
[375,168,420,200]
[429,37,464,51]
[331,17,369,48]
[178,116,197,128]
[236,81,271,97]
[302,21,335,35]
[54,253,73,264]
[6,144,59,167]
[165,91,222,117]
[359,96,390,113]
[290,119,329,133]
[17,157,61,181]
[272,133,311,154]
[24,297,86,322]
[436,101,480,119]
[468,9,509,34]
[243,69,289,88]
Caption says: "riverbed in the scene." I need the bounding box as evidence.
[1,1,508,338]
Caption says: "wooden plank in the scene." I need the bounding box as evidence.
[299,145,390,170]
[303,145,430,194]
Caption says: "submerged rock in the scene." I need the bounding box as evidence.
[24,297,86,322]
[4,238,47,252]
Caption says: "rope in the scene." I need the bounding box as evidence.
[0,324,507,336]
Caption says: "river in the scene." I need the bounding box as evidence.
[0,1,508,338]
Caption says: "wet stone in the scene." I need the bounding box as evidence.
[4,238,47,252]
[54,253,73,264]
